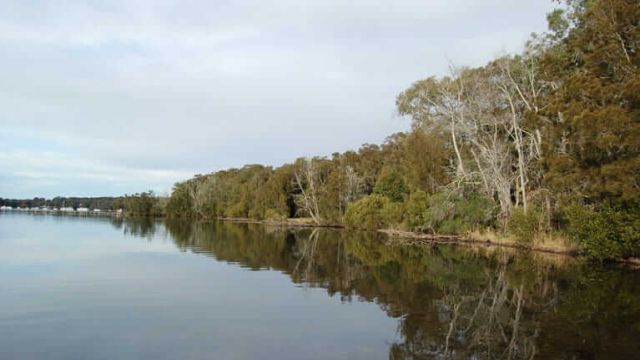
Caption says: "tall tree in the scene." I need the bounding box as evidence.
[542,0,640,207]
[293,158,325,224]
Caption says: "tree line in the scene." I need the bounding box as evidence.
[165,0,638,260]
[1,191,165,217]
[0,196,121,210]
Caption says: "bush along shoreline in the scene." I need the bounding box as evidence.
[163,0,639,263]
[196,216,640,266]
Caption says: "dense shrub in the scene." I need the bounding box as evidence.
[453,193,496,230]
[422,192,455,232]
[247,208,263,219]
[264,209,287,221]
[225,203,247,218]
[164,186,193,218]
[381,202,404,227]
[403,190,429,231]
[124,191,164,217]
[436,219,465,235]
[344,195,397,229]
[422,192,496,234]
[508,207,542,243]
[373,171,408,202]
[565,206,640,261]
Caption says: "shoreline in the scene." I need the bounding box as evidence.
[6,211,640,266]
[0,209,123,218]
[213,216,344,228]
[215,217,579,256]
[378,229,578,256]
[214,217,640,267]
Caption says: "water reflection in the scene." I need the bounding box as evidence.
[3,213,636,358]
[110,217,158,238]
[153,219,640,359]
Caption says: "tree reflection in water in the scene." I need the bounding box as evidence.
[409,261,542,359]
[110,216,158,239]
[116,218,640,359]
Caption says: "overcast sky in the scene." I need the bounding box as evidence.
[0,0,554,198]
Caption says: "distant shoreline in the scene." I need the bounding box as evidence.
[0,208,123,217]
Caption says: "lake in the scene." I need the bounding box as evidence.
[0,212,639,359]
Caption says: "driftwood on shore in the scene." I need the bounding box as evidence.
[378,229,578,256]
[215,217,344,228]
[216,217,578,257]
[379,229,640,267]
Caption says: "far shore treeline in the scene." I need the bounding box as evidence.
[0,192,165,217]
[164,0,640,261]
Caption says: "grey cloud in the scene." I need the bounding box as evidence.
[0,0,554,197]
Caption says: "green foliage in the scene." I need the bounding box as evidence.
[565,205,640,261]
[454,193,497,228]
[403,190,429,231]
[166,131,449,226]
[422,192,454,232]
[344,195,398,229]
[167,165,286,220]
[165,183,193,218]
[400,129,450,193]
[508,207,543,243]
[423,192,496,235]
[373,171,408,202]
[381,201,404,226]
[111,198,125,211]
[123,191,163,217]
[542,0,640,207]
[225,202,248,218]
[264,209,287,221]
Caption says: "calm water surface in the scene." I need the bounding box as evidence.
[0,213,639,359]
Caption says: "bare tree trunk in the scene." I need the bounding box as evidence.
[294,159,322,225]
[507,95,529,213]
[340,166,364,216]
[188,180,208,218]
[451,118,466,178]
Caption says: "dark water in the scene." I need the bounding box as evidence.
[1,213,639,359]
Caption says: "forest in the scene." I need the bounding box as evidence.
[163,0,639,261]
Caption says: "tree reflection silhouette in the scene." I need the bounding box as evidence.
[156,219,640,359]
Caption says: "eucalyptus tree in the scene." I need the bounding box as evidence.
[293,158,326,224]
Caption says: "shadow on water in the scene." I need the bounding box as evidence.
[117,217,640,359]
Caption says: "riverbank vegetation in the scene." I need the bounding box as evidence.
[164,0,638,261]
